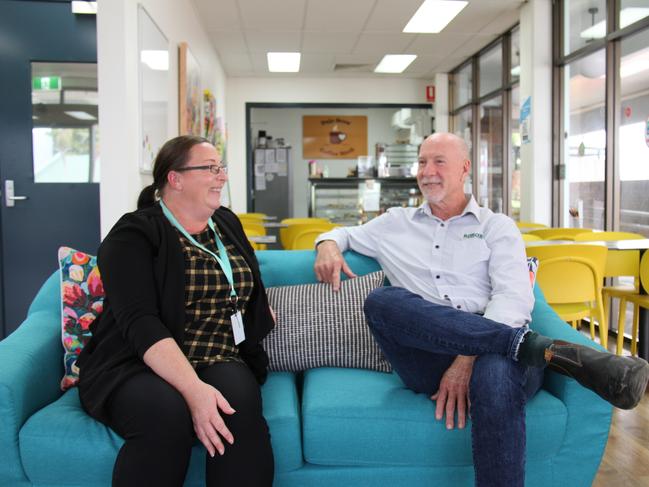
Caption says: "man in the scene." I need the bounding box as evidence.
[314,132,649,487]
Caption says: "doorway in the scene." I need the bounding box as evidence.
[0,1,100,337]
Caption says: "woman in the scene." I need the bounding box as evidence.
[77,135,275,486]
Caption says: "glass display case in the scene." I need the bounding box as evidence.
[309,178,422,226]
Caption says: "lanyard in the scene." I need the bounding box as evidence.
[160,201,238,305]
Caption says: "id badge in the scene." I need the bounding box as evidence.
[231,311,246,345]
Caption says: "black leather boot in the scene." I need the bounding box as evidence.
[545,340,649,410]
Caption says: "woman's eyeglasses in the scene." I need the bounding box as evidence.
[175,164,228,176]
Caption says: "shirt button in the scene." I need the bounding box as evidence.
[435,245,440,249]
[440,223,445,227]
[444,294,449,299]
[436,275,440,279]
[456,305,461,309]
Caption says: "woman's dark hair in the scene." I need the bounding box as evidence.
[137,135,210,209]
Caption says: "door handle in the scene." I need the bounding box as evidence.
[4,180,29,207]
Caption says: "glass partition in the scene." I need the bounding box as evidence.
[563,0,607,55]
[619,27,649,236]
[563,49,606,229]
[479,96,503,212]
[479,42,502,97]
[31,62,99,183]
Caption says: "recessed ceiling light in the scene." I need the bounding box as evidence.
[71,1,97,14]
[403,0,468,34]
[65,111,97,121]
[267,52,301,73]
[374,55,417,74]
[140,50,169,71]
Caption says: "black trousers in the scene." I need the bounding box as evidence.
[105,361,274,487]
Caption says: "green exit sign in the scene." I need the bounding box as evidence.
[32,76,62,90]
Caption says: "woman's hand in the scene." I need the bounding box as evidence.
[182,380,236,457]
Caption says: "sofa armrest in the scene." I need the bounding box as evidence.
[0,310,64,485]
[530,285,612,486]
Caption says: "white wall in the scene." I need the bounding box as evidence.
[226,77,434,212]
[97,0,227,237]
[250,107,408,217]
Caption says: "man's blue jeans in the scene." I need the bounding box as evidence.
[363,286,545,487]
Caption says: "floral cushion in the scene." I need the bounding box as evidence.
[58,247,104,390]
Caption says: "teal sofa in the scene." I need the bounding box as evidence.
[0,250,612,486]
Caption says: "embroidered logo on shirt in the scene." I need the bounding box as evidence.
[463,232,484,239]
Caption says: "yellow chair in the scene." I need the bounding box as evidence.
[290,227,338,250]
[527,244,609,347]
[240,220,266,235]
[283,222,337,250]
[237,213,267,220]
[521,234,542,242]
[516,221,548,229]
[616,251,649,356]
[279,218,330,248]
[573,232,644,354]
[242,227,266,250]
[528,228,593,240]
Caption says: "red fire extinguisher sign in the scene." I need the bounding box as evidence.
[426,85,435,102]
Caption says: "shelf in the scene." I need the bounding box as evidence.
[309,177,417,183]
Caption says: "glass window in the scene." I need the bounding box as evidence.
[452,63,472,108]
[453,108,473,193]
[563,49,606,229]
[31,62,99,183]
[563,0,607,55]
[619,28,649,236]
[620,1,649,29]
[479,42,502,97]
[479,96,503,213]
[510,28,520,83]
[510,86,521,220]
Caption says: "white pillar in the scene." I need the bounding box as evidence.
[434,73,449,133]
[519,0,553,225]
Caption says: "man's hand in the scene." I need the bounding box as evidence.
[431,355,476,429]
[314,240,357,291]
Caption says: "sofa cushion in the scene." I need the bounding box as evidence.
[19,372,302,485]
[301,368,567,467]
[58,246,104,390]
[264,271,391,372]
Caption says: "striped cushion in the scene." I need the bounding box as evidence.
[263,271,391,372]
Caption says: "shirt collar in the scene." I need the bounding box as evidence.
[413,194,483,223]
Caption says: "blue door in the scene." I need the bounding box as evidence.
[0,1,100,337]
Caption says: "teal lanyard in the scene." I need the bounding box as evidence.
[160,201,238,305]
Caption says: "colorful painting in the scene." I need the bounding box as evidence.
[303,115,368,159]
[179,42,202,136]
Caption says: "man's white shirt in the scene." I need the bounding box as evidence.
[316,195,534,328]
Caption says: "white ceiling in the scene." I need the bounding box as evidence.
[192,0,525,78]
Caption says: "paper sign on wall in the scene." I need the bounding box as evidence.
[520,96,531,145]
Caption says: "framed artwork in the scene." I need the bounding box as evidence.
[137,6,169,173]
[303,115,368,159]
[178,42,202,136]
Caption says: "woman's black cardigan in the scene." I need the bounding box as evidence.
[77,204,274,424]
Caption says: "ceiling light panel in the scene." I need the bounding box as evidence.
[374,54,417,73]
[267,52,301,72]
[403,0,468,34]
